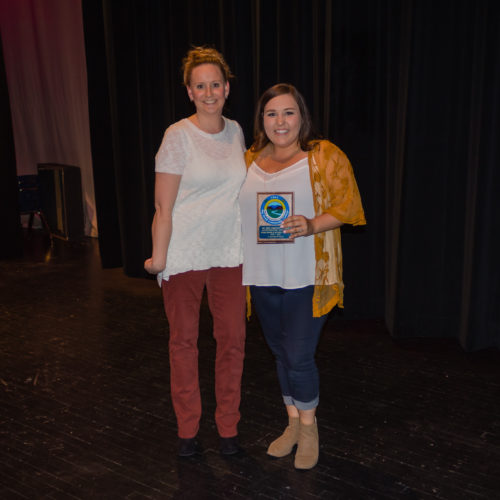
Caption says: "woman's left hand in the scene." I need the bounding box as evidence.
[282,215,313,238]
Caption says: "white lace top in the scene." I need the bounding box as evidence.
[155,117,246,282]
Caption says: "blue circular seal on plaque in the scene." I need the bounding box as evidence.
[260,195,290,225]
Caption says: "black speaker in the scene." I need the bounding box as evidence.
[38,164,84,240]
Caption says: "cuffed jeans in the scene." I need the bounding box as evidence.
[162,266,246,439]
[250,285,327,410]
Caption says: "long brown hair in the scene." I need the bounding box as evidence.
[250,83,318,152]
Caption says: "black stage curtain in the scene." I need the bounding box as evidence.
[82,0,499,351]
[0,35,22,259]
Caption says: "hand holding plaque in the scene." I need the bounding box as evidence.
[257,192,295,243]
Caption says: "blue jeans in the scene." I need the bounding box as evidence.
[250,285,328,410]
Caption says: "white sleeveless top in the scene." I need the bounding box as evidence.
[239,157,316,288]
[155,117,246,282]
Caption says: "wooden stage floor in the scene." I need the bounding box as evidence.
[1,234,499,499]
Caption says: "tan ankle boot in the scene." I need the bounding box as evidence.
[267,417,300,457]
[294,420,319,469]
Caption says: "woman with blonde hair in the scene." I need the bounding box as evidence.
[145,47,246,457]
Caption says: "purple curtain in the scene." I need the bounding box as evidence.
[0,0,97,236]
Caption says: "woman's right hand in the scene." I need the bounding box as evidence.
[144,258,163,275]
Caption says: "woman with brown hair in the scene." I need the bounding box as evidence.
[239,83,366,469]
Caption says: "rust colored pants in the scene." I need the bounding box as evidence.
[161,266,246,439]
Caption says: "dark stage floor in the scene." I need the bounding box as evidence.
[1,233,499,499]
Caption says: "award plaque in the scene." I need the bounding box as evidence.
[257,192,295,243]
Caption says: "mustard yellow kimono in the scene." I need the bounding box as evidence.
[244,140,366,317]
